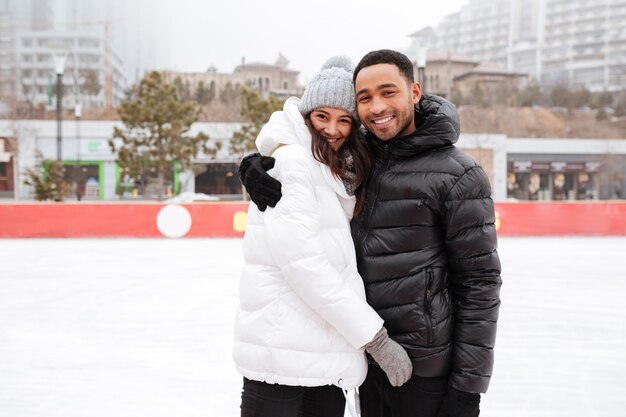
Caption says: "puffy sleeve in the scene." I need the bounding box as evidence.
[264,146,383,349]
[443,165,502,393]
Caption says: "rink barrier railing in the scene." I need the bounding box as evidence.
[1,201,626,238]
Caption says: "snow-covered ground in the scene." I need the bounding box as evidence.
[1,237,625,417]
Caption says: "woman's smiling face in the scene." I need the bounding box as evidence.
[309,107,353,152]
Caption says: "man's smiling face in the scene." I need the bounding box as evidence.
[355,63,421,141]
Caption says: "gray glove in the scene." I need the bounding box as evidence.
[364,327,413,387]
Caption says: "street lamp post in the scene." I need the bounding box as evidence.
[75,102,82,201]
[52,51,67,161]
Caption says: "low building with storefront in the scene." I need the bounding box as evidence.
[504,138,626,201]
[1,120,625,202]
[0,119,242,201]
[459,135,626,201]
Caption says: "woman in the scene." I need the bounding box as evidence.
[233,56,412,417]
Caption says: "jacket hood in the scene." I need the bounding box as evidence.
[367,94,460,158]
[256,97,311,156]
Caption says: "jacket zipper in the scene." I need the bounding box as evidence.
[356,144,390,245]
[424,268,434,346]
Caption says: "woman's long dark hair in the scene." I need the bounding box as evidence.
[305,116,371,217]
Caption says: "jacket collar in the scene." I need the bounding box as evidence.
[367,94,460,159]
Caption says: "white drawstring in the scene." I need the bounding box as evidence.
[342,388,361,417]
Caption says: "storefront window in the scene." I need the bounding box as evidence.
[506,173,519,199]
[576,172,597,200]
[508,159,601,201]
[551,172,574,200]
[63,163,101,200]
[0,137,13,194]
[526,172,551,200]
[0,162,9,192]
[117,165,178,199]
[194,163,242,196]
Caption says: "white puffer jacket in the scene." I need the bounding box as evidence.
[233,97,383,389]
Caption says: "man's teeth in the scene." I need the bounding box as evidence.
[373,116,393,124]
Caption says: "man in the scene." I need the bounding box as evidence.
[239,49,501,417]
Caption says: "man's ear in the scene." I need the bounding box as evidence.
[412,82,422,104]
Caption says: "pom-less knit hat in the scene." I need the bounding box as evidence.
[298,55,356,118]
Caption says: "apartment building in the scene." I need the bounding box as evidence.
[428,0,512,68]
[12,30,126,109]
[541,0,626,90]
[410,0,626,91]
[0,0,156,109]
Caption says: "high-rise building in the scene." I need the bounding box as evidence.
[540,0,626,90]
[0,0,157,110]
[412,0,626,92]
[13,29,126,109]
[431,0,512,68]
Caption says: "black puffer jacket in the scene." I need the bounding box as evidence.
[351,94,502,394]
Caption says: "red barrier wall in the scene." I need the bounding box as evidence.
[0,202,250,238]
[495,202,626,236]
[1,201,625,238]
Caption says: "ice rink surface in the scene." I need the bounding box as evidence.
[1,237,625,417]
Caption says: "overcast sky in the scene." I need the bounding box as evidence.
[154,0,468,83]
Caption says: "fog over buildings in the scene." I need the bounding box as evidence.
[0,0,157,108]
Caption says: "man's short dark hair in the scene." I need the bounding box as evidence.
[353,49,415,85]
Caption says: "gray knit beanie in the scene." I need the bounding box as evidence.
[298,55,356,118]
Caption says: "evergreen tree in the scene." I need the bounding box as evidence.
[173,76,192,102]
[519,79,542,107]
[468,83,488,108]
[230,87,284,160]
[195,81,212,105]
[81,69,102,96]
[219,82,237,105]
[571,87,591,110]
[23,152,71,201]
[550,85,572,110]
[109,71,212,200]
[591,91,614,110]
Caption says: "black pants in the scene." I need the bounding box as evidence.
[240,378,346,417]
[360,365,447,417]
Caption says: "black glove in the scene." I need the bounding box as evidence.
[444,387,480,417]
[238,153,282,211]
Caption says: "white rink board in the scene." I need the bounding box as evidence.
[1,237,625,417]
